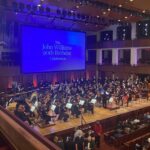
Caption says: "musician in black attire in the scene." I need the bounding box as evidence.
[102,94,107,108]
[71,101,81,118]
[64,136,75,150]
[55,102,69,122]
[0,97,5,107]
[14,104,32,125]
[40,105,52,124]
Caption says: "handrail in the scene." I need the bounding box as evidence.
[0,105,61,150]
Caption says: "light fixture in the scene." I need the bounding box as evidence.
[124,16,128,19]
[107,8,111,11]
[103,11,106,15]
[37,4,41,7]
[142,10,146,13]
[76,5,79,9]
[118,4,122,7]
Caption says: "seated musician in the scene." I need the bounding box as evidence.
[71,101,81,118]
[55,101,69,122]
[0,96,6,107]
[14,103,32,125]
[107,94,117,108]
[39,105,53,124]
[87,100,94,114]
[47,109,57,124]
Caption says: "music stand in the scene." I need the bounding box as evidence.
[80,111,86,126]
[79,100,85,105]
[30,106,36,112]
[51,105,56,111]
[66,103,72,109]
[91,99,97,104]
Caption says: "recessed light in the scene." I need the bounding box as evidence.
[103,11,106,15]
[107,8,111,11]
[124,16,128,19]
[129,0,134,2]
[142,10,146,13]
[37,4,41,7]
[97,15,100,18]
[76,5,79,9]
[119,4,122,7]
[118,19,121,22]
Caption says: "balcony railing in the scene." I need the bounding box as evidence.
[87,39,150,49]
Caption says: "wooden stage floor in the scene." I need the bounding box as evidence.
[33,99,150,137]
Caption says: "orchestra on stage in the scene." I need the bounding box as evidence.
[0,74,150,127]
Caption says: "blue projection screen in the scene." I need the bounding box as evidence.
[21,26,85,73]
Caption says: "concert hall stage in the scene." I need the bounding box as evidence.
[34,100,150,137]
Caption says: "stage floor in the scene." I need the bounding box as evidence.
[33,99,150,137]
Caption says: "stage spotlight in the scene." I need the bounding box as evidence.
[85,15,89,20]
[67,11,72,17]
[81,14,86,20]
[57,9,61,15]
[46,7,50,13]
[19,3,25,11]
[39,6,44,13]
[32,5,38,13]
[12,2,18,12]
[0,0,7,7]
[77,13,81,19]
[62,10,67,17]
[26,4,31,11]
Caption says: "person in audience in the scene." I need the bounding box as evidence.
[135,143,142,150]
[73,127,85,150]
[92,121,103,148]
[84,132,95,150]
[64,136,75,150]
[143,138,150,150]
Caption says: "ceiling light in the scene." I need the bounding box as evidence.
[142,10,146,13]
[118,19,121,22]
[103,11,106,15]
[124,16,128,19]
[107,8,111,11]
[97,15,100,18]
[37,4,41,7]
[76,5,79,9]
[129,0,134,2]
[118,4,122,7]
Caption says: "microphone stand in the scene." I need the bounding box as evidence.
[80,111,86,126]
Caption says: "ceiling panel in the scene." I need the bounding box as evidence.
[2,0,150,31]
